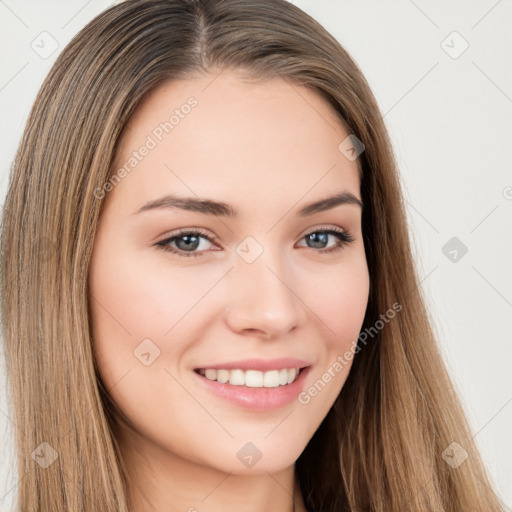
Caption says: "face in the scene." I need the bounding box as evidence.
[88,69,369,475]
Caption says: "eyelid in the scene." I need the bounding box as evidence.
[155,224,354,257]
[160,227,219,244]
[299,223,349,238]
[154,227,219,257]
[158,224,349,244]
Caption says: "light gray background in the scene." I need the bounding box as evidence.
[1,1,511,510]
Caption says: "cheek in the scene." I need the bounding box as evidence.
[88,241,227,411]
[294,259,369,424]
[305,256,370,349]
[88,243,214,348]
[88,246,211,441]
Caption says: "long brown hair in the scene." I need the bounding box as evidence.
[0,0,506,510]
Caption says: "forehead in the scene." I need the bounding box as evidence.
[107,70,362,217]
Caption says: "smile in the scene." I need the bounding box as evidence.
[195,368,303,387]
[193,363,312,410]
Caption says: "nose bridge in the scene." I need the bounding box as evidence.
[225,235,304,335]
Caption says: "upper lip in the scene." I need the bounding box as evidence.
[194,357,312,372]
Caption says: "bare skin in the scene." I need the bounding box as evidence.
[88,69,369,512]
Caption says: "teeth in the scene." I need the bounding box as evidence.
[199,368,301,387]
[287,368,297,384]
[229,369,245,386]
[217,369,230,383]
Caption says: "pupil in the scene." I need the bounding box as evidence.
[308,232,327,249]
[177,235,199,251]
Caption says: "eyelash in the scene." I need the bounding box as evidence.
[155,226,355,258]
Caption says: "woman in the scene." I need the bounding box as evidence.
[0,0,506,510]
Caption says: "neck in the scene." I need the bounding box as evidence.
[117,422,305,512]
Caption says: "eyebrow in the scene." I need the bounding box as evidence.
[133,191,363,217]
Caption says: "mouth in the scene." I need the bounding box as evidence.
[194,366,308,388]
[192,360,312,410]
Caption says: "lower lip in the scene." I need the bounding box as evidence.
[193,367,311,411]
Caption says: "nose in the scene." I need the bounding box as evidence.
[224,248,307,339]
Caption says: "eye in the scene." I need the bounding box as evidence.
[155,228,217,258]
[296,226,355,254]
[155,226,355,258]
